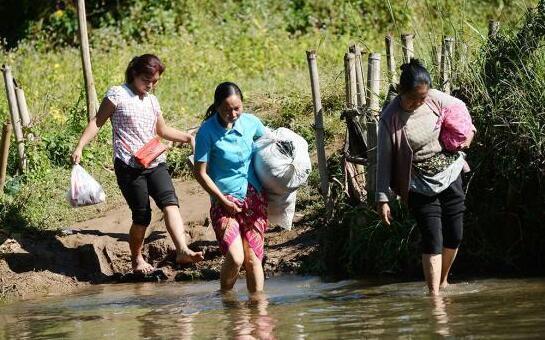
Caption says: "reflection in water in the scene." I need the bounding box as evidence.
[430,295,451,337]
[222,291,277,339]
[0,277,545,339]
[175,313,195,340]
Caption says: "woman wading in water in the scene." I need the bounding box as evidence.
[72,54,204,273]
[194,82,268,293]
[376,59,475,295]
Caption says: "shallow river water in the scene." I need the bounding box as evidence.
[1,276,544,339]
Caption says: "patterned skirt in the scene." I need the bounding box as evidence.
[210,185,268,261]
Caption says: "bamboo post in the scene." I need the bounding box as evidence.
[365,53,381,203]
[14,86,31,128]
[432,44,441,74]
[13,80,34,141]
[347,52,358,108]
[366,54,381,116]
[343,53,351,107]
[306,51,329,200]
[2,65,26,172]
[385,34,397,86]
[349,44,366,108]
[456,41,468,72]
[76,0,98,121]
[0,122,12,193]
[440,36,455,94]
[488,20,500,39]
[346,47,366,189]
[401,33,414,64]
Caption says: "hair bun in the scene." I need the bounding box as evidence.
[409,58,424,67]
[400,58,425,71]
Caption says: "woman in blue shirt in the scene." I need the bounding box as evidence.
[194,82,268,293]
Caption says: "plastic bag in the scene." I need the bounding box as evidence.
[267,191,297,230]
[67,164,106,207]
[254,128,311,195]
[438,103,475,152]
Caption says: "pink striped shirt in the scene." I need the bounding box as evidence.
[106,84,166,168]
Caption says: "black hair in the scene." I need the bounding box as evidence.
[398,58,432,94]
[125,54,165,84]
[204,82,243,120]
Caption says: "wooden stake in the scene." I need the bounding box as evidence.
[385,34,397,85]
[344,53,351,108]
[401,33,414,64]
[14,84,34,142]
[349,44,366,108]
[432,44,442,81]
[365,53,381,203]
[306,51,329,200]
[366,53,381,115]
[440,36,455,94]
[2,65,26,172]
[76,0,98,121]
[346,47,366,189]
[0,122,12,193]
[347,53,357,108]
[488,20,500,39]
[456,41,468,71]
[14,86,31,128]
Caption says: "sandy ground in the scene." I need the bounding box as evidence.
[0,180,318,302]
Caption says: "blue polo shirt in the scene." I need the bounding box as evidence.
[195,112,266,200]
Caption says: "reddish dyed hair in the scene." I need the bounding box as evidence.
[125,54,165,83]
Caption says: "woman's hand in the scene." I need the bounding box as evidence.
[377,202,392,226]
[460,130,476,150]
[70,98,114,165]
[71,146,83,164]
[221,198,242,215]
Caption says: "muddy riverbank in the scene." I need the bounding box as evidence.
[0,181,318,302]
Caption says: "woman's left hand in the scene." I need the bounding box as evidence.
[221,198,242,215]
[460,130,476,149]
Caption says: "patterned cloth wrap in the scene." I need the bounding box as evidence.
[437,103,474,152]
[210,185,268,261]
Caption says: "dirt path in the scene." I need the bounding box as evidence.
[0,180,318,302]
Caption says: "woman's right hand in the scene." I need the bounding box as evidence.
[221,197,242,215]
[71,146,83,165]
[377,202,392,226]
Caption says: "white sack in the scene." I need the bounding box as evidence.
[254,127,311,195]
[67,164,106,207]
[267,190,297,230]
[254,128,311,230]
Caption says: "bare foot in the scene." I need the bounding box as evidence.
[132,256,155,274]
[176,249,205,265]
[440,281,449,289]
[427,288,441,296]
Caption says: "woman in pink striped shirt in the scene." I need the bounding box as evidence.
[72,54,204,274]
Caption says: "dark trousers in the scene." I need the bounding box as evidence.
[409,176,465,254]
[114,158,179,226]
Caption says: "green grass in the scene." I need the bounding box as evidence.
[0,0,542,279]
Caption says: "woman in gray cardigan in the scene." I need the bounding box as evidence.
[376,59,475,295]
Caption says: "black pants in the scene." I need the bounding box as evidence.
[408,176,465,254]
[114,158,179,226]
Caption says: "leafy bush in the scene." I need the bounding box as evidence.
[457,0,545,273]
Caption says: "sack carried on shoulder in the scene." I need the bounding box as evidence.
[134,136,167,168]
